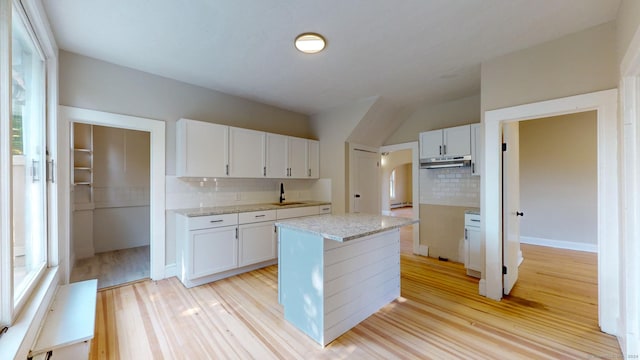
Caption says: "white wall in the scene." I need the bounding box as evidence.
[519,112,597,249]
[92,125,151,253]
[310,98,377,214]
[384,94,480,145]
[481,21,617,112]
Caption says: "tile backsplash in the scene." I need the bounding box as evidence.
[419,167,479,207]
[166,176,325,210]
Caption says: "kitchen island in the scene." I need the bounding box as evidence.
[276,213,417,346]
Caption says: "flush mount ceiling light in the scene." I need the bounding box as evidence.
[294,33,326,54]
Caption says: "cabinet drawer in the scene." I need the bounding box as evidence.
[188,213,238,230]
[277,206,319,219]
[239,210,276,224]
[318,205,332,214]
[464,213,480,227]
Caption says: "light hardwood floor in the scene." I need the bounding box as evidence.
[90,238,620,359]
[71,246,150,289]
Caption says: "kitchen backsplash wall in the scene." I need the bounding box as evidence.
[419,167,479,207]
[166,176,325,210]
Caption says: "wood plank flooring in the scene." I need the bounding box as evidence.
[90,241,620,359]
[71,246,150,289]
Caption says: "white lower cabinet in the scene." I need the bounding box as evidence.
[190,226,238,278]
[239,221,276,267]
[464,212,481,277]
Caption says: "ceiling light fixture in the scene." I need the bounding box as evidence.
[294,33,326,54]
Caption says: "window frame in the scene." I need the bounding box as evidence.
[389,168,396,200]
[0,0,59,328]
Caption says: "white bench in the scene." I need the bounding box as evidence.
[28,279,97,360]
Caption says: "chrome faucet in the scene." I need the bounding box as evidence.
[279,182,285,203]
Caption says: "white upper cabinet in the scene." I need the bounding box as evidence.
[419,124,471,158]
[228,127,265,178]
[265,133,288,178]
[287,137,308,178]
[419,130,444,158]
[443,125,471,157]
[307,140,320,178]
[177,118,319,179]
[470,123,481,176]
[176,118,228,177]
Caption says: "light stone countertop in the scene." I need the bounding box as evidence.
[276,213,418,242]
[173,200,331,217]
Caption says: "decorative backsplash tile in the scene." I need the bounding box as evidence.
[165,176,316,210]
[419,167,479,207]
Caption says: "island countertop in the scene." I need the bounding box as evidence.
[275,213,417,242]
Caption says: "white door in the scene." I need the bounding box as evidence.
[265,133,288,178]
[419,130,443,158]
[502,122,521,295]
[228,127,265,178]
[287,137,308,178]
[443,125,471,157]
[352,149,380,214]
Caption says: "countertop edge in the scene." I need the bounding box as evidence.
[173,201,332,217]
[276,216,418,242]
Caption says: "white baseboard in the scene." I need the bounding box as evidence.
[478,279,486,296]
[520,236,597,253]
[417,244,429,256]
[164,264,177,278]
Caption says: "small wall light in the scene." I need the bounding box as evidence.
[295,33,326,54]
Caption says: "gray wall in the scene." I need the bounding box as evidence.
[59,50,313,175]
[519,112,597,246]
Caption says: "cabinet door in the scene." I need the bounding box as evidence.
[443,125,470,157]
[419,130,443,158]
[265,133,288,178]
[189,226,238,279]
[239,221,276,266]
[228,127,265,178]
[307,139,320,178]
[466,227,482,272]
[176,119,228,177]
[287,137,308,178]
[470,123,481,176]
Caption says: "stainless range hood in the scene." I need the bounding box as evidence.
[420,155,471,169]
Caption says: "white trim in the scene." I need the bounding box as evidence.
[380,141,420,255]
[619,23,640,358]
[59,106,167,281]
[483,89,619,336]
[164,264,177,278]
[520,236,597,253]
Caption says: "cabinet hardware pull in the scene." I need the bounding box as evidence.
[465,228,468,239]
[471,219,480,222]
[235,227,238,239]
[516,211,524,217]
[255,214,266,218]
[226,164,229,175]
[443,144,446,154]
[322,208,329,211]
[471,162,475,173]
[439,145,442,155]
[308,169,311,177]
[264,166,266,176]
[210,219,224,223]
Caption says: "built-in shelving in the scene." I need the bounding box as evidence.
[72,123,94,204]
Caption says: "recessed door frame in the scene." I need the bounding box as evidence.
[482,89,618,335]
[59,106,166,282]
[379,141,420,254]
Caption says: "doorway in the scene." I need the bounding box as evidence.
[379,142,420,255]
[69,123,151,289]
[483,89,618,335]
[59,106,166,284]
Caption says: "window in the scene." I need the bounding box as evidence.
[1,1,51,326]
[389,169,396,199]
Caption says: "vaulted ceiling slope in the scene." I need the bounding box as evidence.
[42,0,620,115]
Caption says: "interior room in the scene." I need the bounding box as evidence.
[0,1,638,359]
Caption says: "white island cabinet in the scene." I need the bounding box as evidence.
[276,214,416,347]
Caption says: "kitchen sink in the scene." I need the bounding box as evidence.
[271,202,305,206]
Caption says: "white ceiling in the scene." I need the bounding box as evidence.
[42,0,621,115]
